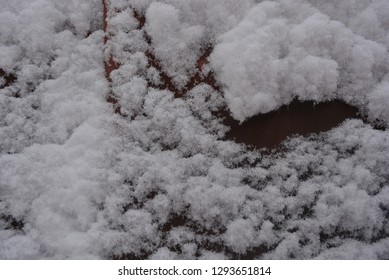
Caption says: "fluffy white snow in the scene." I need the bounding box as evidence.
[210,0,388,122]
[0,0,389,260]
[0,0,115,258]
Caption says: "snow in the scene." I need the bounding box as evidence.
[146,2,205,88]
[367,76,389,126]
[211,0,388,122]
[1,0,389,260]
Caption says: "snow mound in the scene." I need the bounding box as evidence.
[211,0,388,122]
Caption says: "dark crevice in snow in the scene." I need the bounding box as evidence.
[132,10,146,29]
[0,69,17,89]
[228,244,279,260]
[1,215,24,231]
[160,213,189,234]
[111,250,151,260]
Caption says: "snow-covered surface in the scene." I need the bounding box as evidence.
[211,0,388,122]
[0,0,389,259]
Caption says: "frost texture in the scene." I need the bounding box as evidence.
[1,0,389,260]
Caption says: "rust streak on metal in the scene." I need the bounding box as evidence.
[133,10,146,29]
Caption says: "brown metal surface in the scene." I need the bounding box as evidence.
[223,100,359,149]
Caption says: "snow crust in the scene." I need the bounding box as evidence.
[0,0,389,259]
